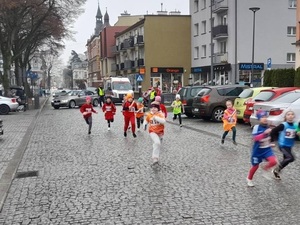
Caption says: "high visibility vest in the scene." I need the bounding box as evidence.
[99,88,104,96]
[150,91,155,100]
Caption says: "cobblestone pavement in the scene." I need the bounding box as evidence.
[0,101,300,225]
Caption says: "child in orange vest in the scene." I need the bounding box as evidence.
[221,100,237,145]
[144,101,166,165]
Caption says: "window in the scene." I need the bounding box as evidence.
[194,23,199,36]
[202,0,206,9]
[221,15,227,25]
[287,53,295,62]
[289,0,297,8]
[287,26,296,35]
[202,45,207,57]
[220,41,227,53]
[194,46,199,59]
[194,0,199,13]
[201,20,206,34]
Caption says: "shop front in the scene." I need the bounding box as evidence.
[151,67,184,93]
[191,64,231,85]
[238,63,264,87]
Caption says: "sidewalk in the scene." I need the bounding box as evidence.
[0,96,49,211]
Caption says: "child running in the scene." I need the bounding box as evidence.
[102,96,116,131]
[270,111,300,179]
[246,110,277,187]
[122,93,137,137]
[136,97,145,131]
[221,100,237,145]
[144,101,166,165]
[155,96,168,118]
[171,94,184,127]
[80,96,98,134]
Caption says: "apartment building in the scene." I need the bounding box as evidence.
[113,14,191,93]
[191,0,296,86]
[295,0,300,68]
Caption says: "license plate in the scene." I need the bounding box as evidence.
[54,102,60,105]
[194,108,199,112]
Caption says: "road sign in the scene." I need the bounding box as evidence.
[136,74,143,82]
[267,58,272,70]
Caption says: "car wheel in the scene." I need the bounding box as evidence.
[69,100,76,108]
[93,99,99,107]
[185,113,194,118]
[0,104,10,115]
[212,107,224,122]
[53,106,60,109]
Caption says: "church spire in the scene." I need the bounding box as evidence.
[94,0,103,35]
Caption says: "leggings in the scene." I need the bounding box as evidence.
[222,126,236,141]
[124,115,136,133]
[150,132,163,159]
[136,117,144,129]
[107,119,114,127]
[84,116,92,132]
[247,155,277,180]
[173,113,182,125]
[278,146,295,171]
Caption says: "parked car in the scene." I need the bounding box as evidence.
[250,90,300,127]
[0,96,19,115]
[233,87,275,121]
[243,87,299,124]
[51,90,99,109]
[52,89,70,97]
[177,85,205,117]
[192,85,248,122]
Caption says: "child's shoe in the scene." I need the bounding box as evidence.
[124,132,127,137]
[221,139,224,144]
[133,133,137,138]
[247,178,254,187]
[272,168,281,180]
[108,127,110,131]
[233,140,237,145]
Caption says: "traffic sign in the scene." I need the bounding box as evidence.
[136,74,143,82]
[267,58,272,70]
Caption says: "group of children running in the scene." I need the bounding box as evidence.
[79,93,184,165]
[221,99,300,187]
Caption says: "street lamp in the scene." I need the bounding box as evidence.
[249,7,260,87]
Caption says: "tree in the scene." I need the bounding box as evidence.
[0,0,87,96]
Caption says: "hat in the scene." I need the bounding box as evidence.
[256,110,268,120]
[155,96,161,102]
[150,101,160,110]
[86,96,92,101]
[137,97,143,103]
[175,94,180,99]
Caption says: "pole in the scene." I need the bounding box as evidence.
[210,0,214,85]
[234,0,238,84]
[249,7,260,87]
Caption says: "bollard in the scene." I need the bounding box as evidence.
[34,94,40,109]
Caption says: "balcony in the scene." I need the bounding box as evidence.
[124,60,135,69]
[212,0,228,14]
[111,45,119,54]
[212,25,228,39]
[123,37,134,49]
[111,63,119,72]
[135,35,144,46]
[213,52,228,64]
[119,42,126,51]
[120,63,124,70]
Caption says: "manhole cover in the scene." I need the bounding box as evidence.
[15,171,39,179]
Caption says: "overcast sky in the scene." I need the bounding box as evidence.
[61,0,190,65]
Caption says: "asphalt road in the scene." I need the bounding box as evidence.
[0,101,300,225]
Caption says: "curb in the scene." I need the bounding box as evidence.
[0,97,49,212]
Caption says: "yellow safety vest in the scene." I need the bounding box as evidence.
[150,91,155,100]
[99,88,104,96]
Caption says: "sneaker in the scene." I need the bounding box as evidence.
[124,132,127,137]
[108,127,110,131]
[88,131,91,134]
[133,133,137,138]
[247,178,254,187]
[272,168,281,180]
[261,169,272,180]
[233,141,237,145]
[152,158,159,165]
[221,139,224,144]
[137,128,140,132]
[180,124,183,127]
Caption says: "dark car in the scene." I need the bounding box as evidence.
[192,85,248,122]
[177,86,205,117]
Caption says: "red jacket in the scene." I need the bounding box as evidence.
[160,103,167,118]
[102,102,116,120]
[122,101,137,117]
[80,103,96,118]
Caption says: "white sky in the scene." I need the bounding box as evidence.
[61,0,190,65]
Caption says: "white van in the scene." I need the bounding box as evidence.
[104,77,133,103]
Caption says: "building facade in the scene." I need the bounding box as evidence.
[191,0,296,86]
[295,0,300,68]
[113,14,191,93]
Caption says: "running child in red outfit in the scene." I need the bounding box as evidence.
[122,93,138,137]
[155,96,167,118]
[80,96,98,134]
[102,96,116,131]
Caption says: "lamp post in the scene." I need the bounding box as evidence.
[249,7,260,87]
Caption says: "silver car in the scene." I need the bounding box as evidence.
[250,90,300,127]
[0,96,19,115]
[51,90,99,109]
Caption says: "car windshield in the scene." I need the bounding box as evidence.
[67,90,80,96]
[238,89,253,98]
[112,82,132,90]
[253,91,275,101]
[272,92,300,103]
[177,88,186,97]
